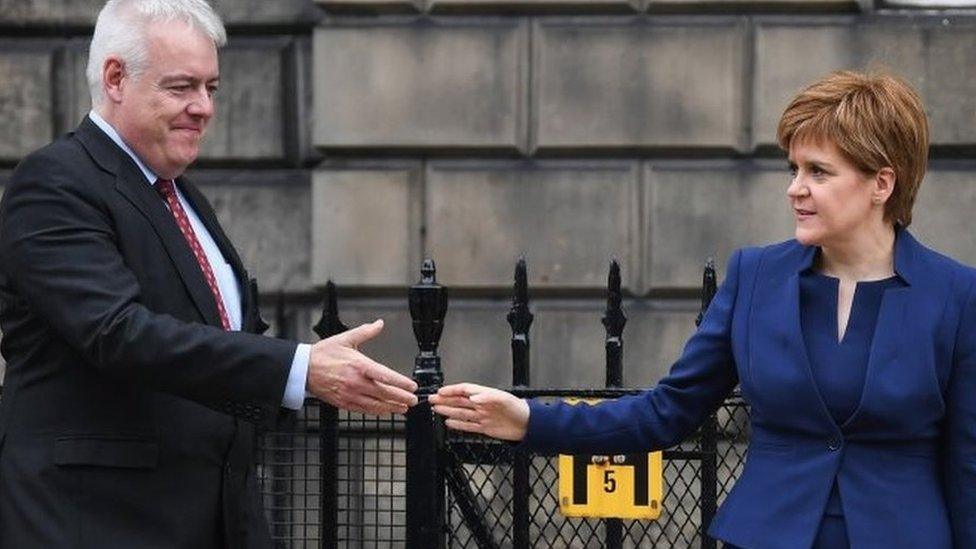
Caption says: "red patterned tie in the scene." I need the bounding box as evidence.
[156,179,232,330]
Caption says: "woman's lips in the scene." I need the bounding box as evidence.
[794,208,815,219]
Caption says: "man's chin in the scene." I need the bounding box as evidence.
[174,146,200,166]
[163,154,199,177]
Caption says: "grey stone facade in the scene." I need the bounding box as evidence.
[1,0,975,393]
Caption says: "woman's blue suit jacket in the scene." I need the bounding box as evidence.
[522,230,976,549]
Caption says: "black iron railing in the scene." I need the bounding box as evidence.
[255,257,751,548]
[255,395,749,548]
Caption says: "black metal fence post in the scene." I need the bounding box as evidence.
[602,260,626,549]
[508,258,533,549]
[696,259,719,549]
[405,260,448,549]
[312,281,347,549]
[699,417,719,549]
[271,293,292,543]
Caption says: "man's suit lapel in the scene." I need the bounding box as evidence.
[176,179,246,278]
[74,117,225,328]
[177,179,255,330]
[115,167,226,329]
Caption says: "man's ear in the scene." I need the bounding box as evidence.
[873,167,896,206]
[102,56,126,103]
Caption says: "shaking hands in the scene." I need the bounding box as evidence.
[303,321,530,439]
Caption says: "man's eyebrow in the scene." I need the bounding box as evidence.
[159,75,220,85]
[159,75,194,85]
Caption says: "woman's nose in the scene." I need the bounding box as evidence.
[786,176,806,198]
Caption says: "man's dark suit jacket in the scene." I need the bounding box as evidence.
[0,117,296,548]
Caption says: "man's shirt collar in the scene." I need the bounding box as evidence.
[87,110,159,185]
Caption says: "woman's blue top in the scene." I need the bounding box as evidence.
[799,270,904,524]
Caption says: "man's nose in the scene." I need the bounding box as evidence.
[186,89,214,118]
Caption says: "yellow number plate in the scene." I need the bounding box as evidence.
[556,399,664,520]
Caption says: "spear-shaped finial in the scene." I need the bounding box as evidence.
[274,291,289,339]
[602,259,626,338]
[603,259,626,387]
[696,258,717,327]
[508,257,533,387]
[313,280,348,339]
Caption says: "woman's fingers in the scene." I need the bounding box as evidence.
[436,383,489,398]
[428,395,476,409]
[444,419,482,434]
[431,392,506,414]
[431,404,481,423]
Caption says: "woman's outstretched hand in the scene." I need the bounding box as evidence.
[429,383,530,442]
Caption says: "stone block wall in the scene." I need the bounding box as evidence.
[1,0,975,390]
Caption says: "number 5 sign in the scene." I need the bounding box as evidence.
[557,451,664,519]
[552,399,664,520]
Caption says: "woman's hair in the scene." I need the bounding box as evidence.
[86,0,227,106]
[777,70,929,227]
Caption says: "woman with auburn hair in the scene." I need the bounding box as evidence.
[430,71,976,549]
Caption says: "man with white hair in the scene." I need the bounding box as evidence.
[0,1,417,546]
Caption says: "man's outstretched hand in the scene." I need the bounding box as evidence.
[306,320,418,415]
